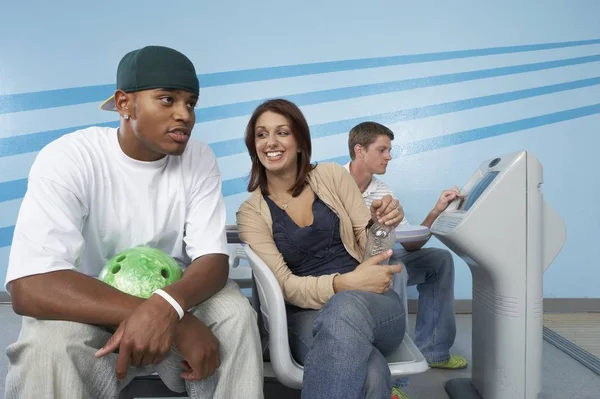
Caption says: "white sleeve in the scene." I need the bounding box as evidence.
[183,150,228,262]
[389,186,411,226]
[5,159,87,291]
[369,179,410,225]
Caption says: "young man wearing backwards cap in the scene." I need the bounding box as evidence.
[4,46,264,399]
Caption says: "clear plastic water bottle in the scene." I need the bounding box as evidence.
[363,222,396,265]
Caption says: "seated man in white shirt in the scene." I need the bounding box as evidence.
[4,46,263,399]
[345,121,467,396]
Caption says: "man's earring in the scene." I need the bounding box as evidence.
[122,114,130,120]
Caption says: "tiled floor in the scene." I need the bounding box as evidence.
[0,305,598,398]
[544,312,600,359]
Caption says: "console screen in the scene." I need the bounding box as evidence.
[459,171,500,211]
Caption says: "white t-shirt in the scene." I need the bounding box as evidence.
[344,162,409,225]
[5,126,228,290]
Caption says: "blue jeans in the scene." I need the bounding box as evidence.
[390,246,457,387]
[286,290,406,399]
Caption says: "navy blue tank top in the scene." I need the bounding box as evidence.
[265,194,359,277]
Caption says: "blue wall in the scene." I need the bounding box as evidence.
[1,0,599,299]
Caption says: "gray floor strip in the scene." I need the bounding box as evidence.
[543,326,600,376]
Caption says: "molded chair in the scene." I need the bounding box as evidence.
[228,243,252,289]
[243,245,430,390]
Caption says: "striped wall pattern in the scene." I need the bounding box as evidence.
[2,39,600,294]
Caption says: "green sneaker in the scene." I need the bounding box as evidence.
[391,386,410,399]
[429,354,468,369]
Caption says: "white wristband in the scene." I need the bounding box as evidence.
[153,289,184,321]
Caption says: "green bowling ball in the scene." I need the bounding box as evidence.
[99,247,183,299]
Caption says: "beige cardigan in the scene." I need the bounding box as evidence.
[236,162,370,310]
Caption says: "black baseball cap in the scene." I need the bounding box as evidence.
[100,45,199,111]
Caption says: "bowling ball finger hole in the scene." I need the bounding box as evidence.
[116,255,126,262]
[161,269,170,279]
[111,265,121,274]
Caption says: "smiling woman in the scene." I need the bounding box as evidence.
[237,98,407,399]
[243,99,314,197]
[255,111,299,173]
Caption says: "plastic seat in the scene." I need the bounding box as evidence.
[228,243,253,289]
[243,245,429,390]
[225,224,253,289]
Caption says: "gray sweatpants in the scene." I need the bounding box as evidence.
[4,280,264,399]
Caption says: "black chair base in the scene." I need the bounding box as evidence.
[118,375,188,399]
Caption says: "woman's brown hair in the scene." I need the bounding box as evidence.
[244,98,315,196]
